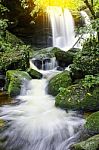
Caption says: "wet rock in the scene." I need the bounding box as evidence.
[71,134,99,150]
[6,70,31,97]
[27,68,42,79]
[48,70,72,96]
[85,111,99,135]
[54,48,80,69]
[33,59,42,70]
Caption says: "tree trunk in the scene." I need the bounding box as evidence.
[84,0,96,19]
[91,0,93,7]
[84,0,99,42]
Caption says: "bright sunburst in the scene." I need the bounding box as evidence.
[34,0,83,11]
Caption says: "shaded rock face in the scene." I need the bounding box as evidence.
[0,74,5,88]
[33,59,42,70]
[1,0,52,48]
[21,14,52,48]
[55,48,79,69]
[32,58,53,70]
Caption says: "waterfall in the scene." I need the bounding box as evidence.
[30,57,57,71]
[47,6,78,51]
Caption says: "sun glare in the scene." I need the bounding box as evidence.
[36,0,83,12]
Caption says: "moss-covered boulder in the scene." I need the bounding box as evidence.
[71,134,99,150]
[85,112,99,135]
[31,47,60,59]
[48,71,72,96]
[6,70,31,97]
[55,84,99,112]
[55,48,79,68]
[27,68,42,79]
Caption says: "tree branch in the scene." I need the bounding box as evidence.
[84,0,96,19]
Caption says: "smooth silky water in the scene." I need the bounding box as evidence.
[0,7,91,150]
[0,59,85,150]
[47,6,91,51]
[47,6,79,51]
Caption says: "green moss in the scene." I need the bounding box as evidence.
[55,84,86,110]
[6,70,31,97]
[71,38,99,79]
[71,135,99,150]
[48,71,72,96]
[27,68,42,79]
[55,83,99,112]
[0,120,5,128]
[31,47,60,59]
[81,87,99,111]
[85,111,99,134]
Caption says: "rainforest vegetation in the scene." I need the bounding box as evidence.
[0,0,99,150]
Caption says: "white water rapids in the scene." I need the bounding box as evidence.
[0,66,85,150]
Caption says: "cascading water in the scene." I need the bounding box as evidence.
[0,61,85,150]
[80,10,91,26]
[30,57,57,71]
[47,6,78,51]
[47,7,92,50]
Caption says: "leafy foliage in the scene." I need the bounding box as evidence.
[82,75,99,88]
[71,37,99,77]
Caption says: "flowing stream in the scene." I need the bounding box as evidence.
[0,60,85,150]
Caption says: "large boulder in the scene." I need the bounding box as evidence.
[48,71,72,96]
[31,47,60,59]
[27,68,42,79]
[85,112,99,135]
[6,70,31,97]
[31,47,60,70]
[71,134,99,150]
[55,83,99,112]
[55,48,79,68]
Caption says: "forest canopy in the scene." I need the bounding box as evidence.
[20,0,99,16]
